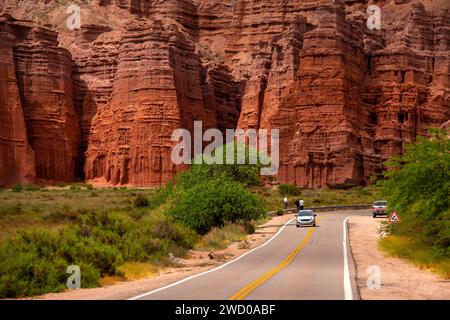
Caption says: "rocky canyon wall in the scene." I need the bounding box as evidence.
[0,0,448,187]
[0,15,79,186]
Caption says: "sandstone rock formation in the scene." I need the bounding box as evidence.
[0,20,36,186]
[0,0,448,187]
[0,14,79,186]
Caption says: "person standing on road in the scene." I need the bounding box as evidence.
[283,197,288,211]
[299,198,304,210]
[295,198,300,211]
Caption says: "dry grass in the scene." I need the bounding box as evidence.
[117,262,158,281]
[379,235,450,279]
[0,186,156,240]
[195,223,249,251]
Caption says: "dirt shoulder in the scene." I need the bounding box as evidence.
[348,215,450,300]
[27,214,295,300]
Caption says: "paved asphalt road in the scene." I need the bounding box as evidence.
[131,210,370,300]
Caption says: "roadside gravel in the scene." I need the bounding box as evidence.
[348,216,450,300]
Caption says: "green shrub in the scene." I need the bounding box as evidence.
[242,221,256,234]
[12,184,23,193]
[278,184,301,196]
[276,209,284,216]
[85,184,95,191]
[0,204,23,216]
[168,177,265,234]
[0,210,197,298]
[24,184,40,191]
[176,142,264,189]
[42,208,78,221]
[147,183,173,210]
[128,208,147,221]
[377,129,450,272]
[134,194,149,208]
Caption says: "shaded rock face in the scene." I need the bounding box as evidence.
[0,1,449,187]
[0,27,35,185]
[0,15,79,186]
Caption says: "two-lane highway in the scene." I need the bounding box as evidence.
[130,210,368,300]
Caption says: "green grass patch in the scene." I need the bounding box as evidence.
[0,187,159,239]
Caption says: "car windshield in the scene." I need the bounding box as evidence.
[298,210,314,216]
[374,201,387,206]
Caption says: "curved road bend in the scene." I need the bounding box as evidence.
[130,210,370,300]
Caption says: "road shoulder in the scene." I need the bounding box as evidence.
[348,215,450,300]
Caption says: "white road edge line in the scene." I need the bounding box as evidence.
[343,216,353,300]
[128,217,296,300]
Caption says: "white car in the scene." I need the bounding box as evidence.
[296,210,317,227]
[372,200,388,218]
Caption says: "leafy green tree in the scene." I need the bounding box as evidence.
[176,142,265,189]
[168,177,266,234]
[378,129,450,252]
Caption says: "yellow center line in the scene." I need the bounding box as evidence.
[228,218,319,300]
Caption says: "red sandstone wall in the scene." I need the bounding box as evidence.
[0,1,448,187]
[0,23,36,186]
[0,15,79,186]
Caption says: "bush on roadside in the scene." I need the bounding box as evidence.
[176,142,264,189]
[377,128,450,275]
[85,184,95,191]
[24,184,40,191]
[12,184,23,193]
[0,210,198,298]
[134,194,149,208]
[278,184,302,196]
[147,183,173,209]
[168,177,265,234]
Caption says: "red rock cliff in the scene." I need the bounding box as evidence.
[0,0,448,187]
[0,20,35,186]
[0,14,79,185]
